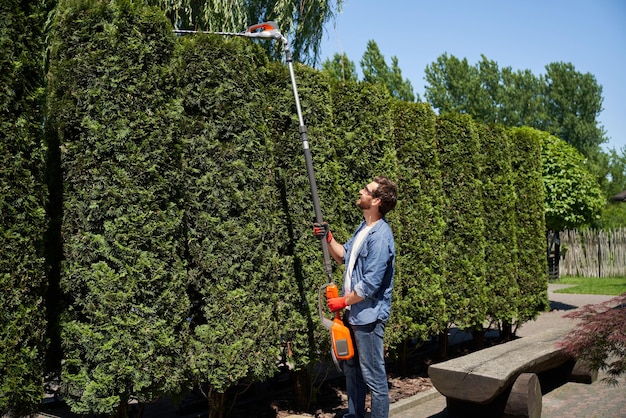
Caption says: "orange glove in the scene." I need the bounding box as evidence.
[313,222,333,243]
[328,296,347,312]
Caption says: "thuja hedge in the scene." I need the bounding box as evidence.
[175,34,283,412]
[479,124,519,335]
[510,127,549,323]
[47,0,189,414]
[0,0,48,415]
[387,101,446,363]
[4,0,548,414]
[437,113,488,331]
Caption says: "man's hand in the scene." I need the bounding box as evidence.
[327,296,347,312]
[313,222,333,243]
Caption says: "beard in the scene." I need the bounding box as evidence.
[356,198,371,210]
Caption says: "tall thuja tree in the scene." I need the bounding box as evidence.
[388,101,446,368]
[436,113,487,347]
[509,127,548,326]
[0,0,47,415]
[478,124,519,338]
[329,80,397,230]
[47,1,188,415]
[175,34,282,415]
[266,62,342,408]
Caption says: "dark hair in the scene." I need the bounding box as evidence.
[372,176,397,216]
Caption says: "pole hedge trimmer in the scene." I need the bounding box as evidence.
[174,22,353,368]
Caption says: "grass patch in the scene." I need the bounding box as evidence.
[552,276,626,295]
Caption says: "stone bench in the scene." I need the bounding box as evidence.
[428,325,597,417]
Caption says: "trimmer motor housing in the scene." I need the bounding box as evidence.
[319,283,354,363]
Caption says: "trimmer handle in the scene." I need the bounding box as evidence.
[325,283,342,320]
[319,283,338,330]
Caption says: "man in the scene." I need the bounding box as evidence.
[314,176,397,418]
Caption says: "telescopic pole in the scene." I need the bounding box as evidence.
[280,36,334,284]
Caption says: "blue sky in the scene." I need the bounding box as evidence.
[319,0,626,153]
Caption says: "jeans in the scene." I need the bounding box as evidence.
[342,317,389,418]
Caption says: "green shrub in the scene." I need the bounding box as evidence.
[388,101,446,359]
[0,0,47,415]
[436,113,487,330]
[509,127,549,323]
[47,0,188,414]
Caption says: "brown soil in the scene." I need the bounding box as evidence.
[270,374,433,418]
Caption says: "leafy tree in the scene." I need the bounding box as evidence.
[424,54,607,157]
[388,101,446,367]
[541,133,605,231]
[321,52,358,83]
[423,53,481,116]
[176,34,282,416]
[479,125,519,338]
[499,67,548,129]
[605,147,626,199]
[360,40,415,102]
[148,0,344,65]
[543,62,607,156]
[0,0,48,415]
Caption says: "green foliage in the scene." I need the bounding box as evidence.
[541,132,605,231]
[321,52,358,83]
[329,80,397,228]
[543,62,607,156]
[424,54,607,157]
[176,34,281,396]
[600,203,626,229]
[263,61,345,403]
[47,0,189,413]
[479,125,519,325]
[436,113,487,330]
[7,1,554,412]
[509,127,549,323]
[387,101,446,352]
[424,53,481,117]
[147,0,344,65]
[360,40,415,102]
[0,0,47,415]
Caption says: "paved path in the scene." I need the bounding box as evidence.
[389,285,626,418]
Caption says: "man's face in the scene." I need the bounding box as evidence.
[356,181,379,210]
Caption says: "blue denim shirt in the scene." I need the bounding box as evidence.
[342,218,395,326]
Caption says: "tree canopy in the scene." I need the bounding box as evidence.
[424,53,607,156]
[321,40,416,102]
[321,52,358,83]
[541,132,605,231]
[361,40,415,102]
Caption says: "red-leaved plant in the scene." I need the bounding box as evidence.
[559,293,626,386]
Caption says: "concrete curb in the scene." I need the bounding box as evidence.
[389,387,442,416]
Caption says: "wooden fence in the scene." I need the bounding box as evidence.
[558,228,626,277]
